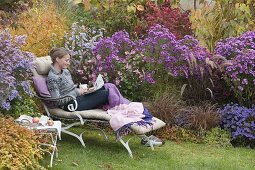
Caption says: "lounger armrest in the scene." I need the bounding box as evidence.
[35,94,75,106]
[35,94,75,102]
[36,94,84,124]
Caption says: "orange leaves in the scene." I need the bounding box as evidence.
[0,117,44,169]
[10,2,69,57]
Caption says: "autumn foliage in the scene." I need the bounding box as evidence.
[10,2,68,56]
[0,116,44,169]
[135,1,193,39]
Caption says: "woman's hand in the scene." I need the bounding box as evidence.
[79,87,88,95]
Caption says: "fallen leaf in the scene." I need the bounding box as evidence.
[72,162,79,166]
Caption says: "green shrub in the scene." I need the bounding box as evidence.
[0,115,45,170]
[142,71,184,102]
[203,127,232,148]
[52,0,100,29]
[67,0,139,37]
[231,137,255,148]
[6,94,39,118]
[89,0,139,37]
[157,125,201,143]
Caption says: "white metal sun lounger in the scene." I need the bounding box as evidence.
[31,56,166,158]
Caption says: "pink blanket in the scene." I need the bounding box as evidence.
[103,83,153,139]
[107,102,145,131]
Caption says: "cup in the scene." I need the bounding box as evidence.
[80,84,88,90]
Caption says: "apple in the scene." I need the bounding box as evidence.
[47,119,54,126]
[32,117,40,123]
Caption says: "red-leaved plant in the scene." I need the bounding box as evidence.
[135,1,193,39]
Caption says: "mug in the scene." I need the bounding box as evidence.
[80,84,88,90]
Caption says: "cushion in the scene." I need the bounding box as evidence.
[32,76,51,98]
[48,107,166,135]
[131,117,166,134]
[34,56,52,75]
[49,108,111,120]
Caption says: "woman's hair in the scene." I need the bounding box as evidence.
[49,47,69,63]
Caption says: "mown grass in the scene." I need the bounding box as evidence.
[42,128,255,170]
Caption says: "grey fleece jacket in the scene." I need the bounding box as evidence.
[47,65,80,100]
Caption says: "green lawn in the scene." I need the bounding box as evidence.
[42,128,255,170]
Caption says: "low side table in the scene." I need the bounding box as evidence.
[35,121,61,168]
[16,117,61,168]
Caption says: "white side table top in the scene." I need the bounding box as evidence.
[16,115,62,139]
[36,121,61,139]
[16,115,61,168]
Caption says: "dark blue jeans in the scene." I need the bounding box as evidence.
[63,87,109,111]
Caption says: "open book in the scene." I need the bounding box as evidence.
[83,74,104,94]
[94,74,104,90]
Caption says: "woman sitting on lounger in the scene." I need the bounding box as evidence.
[46,47,164,146]
[47,47,109,111]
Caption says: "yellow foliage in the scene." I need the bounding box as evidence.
[0,116,45,169]
[10,2,69,57]
[190,0,254,52]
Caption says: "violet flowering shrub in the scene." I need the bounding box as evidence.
[215,31,255,107]
[113,52,152,101]
[215,31,255,60]
[63,22,105,85]
[220,103,255,146]
[137,24,217,104]
[136,24,211,78]
[93,30,136,83]
[0,29,35,111]
[93,31,150,100]
[224,50,255,107]
[93,24,220,102]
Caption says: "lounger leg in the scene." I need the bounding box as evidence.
[138,134,155,150]
[61,122,86,147]
[62,128,86,147]
[119,138,133,158]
